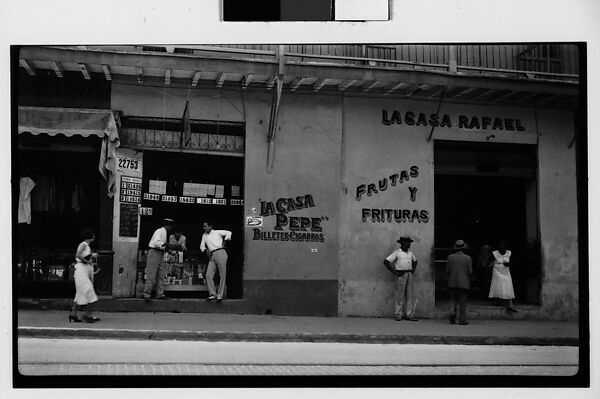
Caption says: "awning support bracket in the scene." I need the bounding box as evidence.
[267,45,285,173]
[427,86,446,142]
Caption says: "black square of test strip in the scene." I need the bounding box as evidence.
[223,0,333,21]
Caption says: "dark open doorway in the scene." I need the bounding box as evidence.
[139,150,244,299]
[434,141,540,305]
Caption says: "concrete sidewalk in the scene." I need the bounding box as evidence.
[17,310,580,346]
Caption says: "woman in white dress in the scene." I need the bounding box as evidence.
[68,228,100,323]
[488,241,518,313]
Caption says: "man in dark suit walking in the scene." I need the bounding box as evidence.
[446,239,472,325]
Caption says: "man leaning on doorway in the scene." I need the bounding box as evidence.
[200,221,232,303]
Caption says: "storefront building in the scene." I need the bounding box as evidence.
[15,45,583,320]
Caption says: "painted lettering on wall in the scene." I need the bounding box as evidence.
[255,194,328,242]
[356,166,430,224]
[260,194,315,216]
[356,166,419,201]
[274,215,323,232]
[382,110,526,132]
[362,208,430,223]
[253,229,325,243]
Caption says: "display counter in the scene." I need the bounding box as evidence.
[137,249,208,297]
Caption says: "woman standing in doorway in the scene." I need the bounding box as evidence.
[68,228,100,323]
[488,241,518,313]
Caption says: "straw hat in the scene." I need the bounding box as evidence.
[453,239,468,250]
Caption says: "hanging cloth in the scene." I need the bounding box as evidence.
[31,175,50,212]
[18,177,36,224]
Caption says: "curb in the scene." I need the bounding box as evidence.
[18,327,579,346]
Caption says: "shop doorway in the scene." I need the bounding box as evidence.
[434,141,540,305]
[15,135,108,298]
[138,151,244,299]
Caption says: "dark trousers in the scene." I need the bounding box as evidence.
[449,287,468,322]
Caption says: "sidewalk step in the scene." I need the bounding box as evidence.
[18,298,249,314]
[17,326,579,346]
[434,303,545,320]
[19,299,571,321]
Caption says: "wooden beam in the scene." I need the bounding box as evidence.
[407,84,427,97]
[216,72,227,88]
[136,67,143,83]
[242,74,253,89]
[488,90,516,102]
[164,69,171,85]
[19,59,36,76]
[514,92,542,104]
[425,85,447,98]
[338,79,358,91]
[313,78,330,92]
[101,64,112,81]
[191,71,201,86]
[452,87,478,98]
[363,81,379,93]
[79,64,91,80]
[290,77,306,92]
[539,93,564,104]
[384,82,409,96]
[467,88,494,101]
[50,61,63,78]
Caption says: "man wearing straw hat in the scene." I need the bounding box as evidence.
[446,239,473,325]
[383,235,418,321]
[143,218,176,303]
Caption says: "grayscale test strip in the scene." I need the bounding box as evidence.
[223,0,389,21]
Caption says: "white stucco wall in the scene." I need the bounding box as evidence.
[537,109,579,320]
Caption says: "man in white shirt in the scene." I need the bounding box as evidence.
[383,235,418,321]
[200,221,232,302]
[143,218,175,303]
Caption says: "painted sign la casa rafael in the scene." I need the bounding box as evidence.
[381,109,526,132]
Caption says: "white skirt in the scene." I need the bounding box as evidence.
[488,265,515,300]
[74,263,98,305]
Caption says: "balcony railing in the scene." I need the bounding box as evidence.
[122,44,579,83]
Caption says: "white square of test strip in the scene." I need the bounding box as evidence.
[335,0,389,21]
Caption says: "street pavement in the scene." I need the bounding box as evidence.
[17,310,579,346]
[18,338,579,376]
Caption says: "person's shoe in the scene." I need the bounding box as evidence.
[507,307,519,313]
[206,295,217,302]
[449,315,456,325]
[143,295,152,303]
[458,320,469,325]
[394,316,403,321]
[216,298,223,303]
[404,316,418,322]
[156,295,170,300]
[68,314,82,323]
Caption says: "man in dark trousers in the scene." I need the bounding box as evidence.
[143,218,175,303]
[383,235,418,321]
[446,239,473,325]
